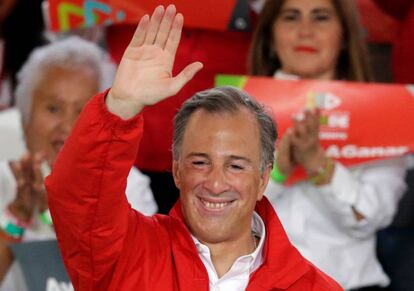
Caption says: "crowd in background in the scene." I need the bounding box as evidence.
[0,0,413,290]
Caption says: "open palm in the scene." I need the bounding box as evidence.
[108,5,203,119]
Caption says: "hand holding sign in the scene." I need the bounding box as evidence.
[107,5,203,120]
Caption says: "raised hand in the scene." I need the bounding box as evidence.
[290,109,325,175]
[8,153,46,221]
[275,128,296,176]
[107,5,203,120]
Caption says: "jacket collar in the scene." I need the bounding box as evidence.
[169,196,310,289]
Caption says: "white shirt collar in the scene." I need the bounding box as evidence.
[273,70,300,80]
[191,212,266,289]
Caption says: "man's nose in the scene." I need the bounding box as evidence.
[203,166,230,195]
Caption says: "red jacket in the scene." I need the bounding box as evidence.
[46,92,342,291]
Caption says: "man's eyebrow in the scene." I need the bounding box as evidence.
[228,155,253,164]
[185,153,253,163]
[185,152,209,159]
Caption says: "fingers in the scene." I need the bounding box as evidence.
[20,154,33,185]
[11,153,46,197]
[169,62,203,95]
[10,160,26,190]
[291,127,317,149]
[7,153,49,220]
[165,13,184,57]
[10,156,33,213]
[144,5,165,45]
[304,109,320,133]
[292,119,307,140]
[33,157,49,212]
[129,5,183,59]
[131,5,182,50]
[154,5,177,48]
[32,153,45,194]
[291,109,319,144]
[276,129,295,174]
[129,14,150,47]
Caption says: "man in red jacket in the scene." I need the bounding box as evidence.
[46,5,342,290]
[106,8,253,214]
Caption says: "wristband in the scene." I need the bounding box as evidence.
[0,208,30,238]
[270,163,288,184]
[309,158,334,185]
[39,209,53,226]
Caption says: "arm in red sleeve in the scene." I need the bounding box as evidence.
[45,90,144,290]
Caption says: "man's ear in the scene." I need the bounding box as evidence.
[172,160,181,189]
[257,164,272,201]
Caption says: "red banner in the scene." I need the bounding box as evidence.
[216,76,414,180]
[45,0,241,32]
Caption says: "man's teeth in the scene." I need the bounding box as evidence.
[202,200,229,209]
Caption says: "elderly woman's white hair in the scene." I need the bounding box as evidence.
[15,36,115,123]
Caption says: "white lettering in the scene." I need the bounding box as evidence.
[327,114,349,128]
[342,145,357,158]
[323,93,341,110]
[326,145,340,158]
[325,145,410,159]
[319,131,348,140]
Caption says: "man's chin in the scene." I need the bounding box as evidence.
[191,226,231,245]
[187,214,233,242]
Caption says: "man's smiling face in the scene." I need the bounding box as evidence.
[173,107,270,244]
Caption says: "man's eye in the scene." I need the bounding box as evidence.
[192,160,207,167]
[230,164,244,170]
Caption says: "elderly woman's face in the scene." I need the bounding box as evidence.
[24,66,98,166]
[272,0,343,80]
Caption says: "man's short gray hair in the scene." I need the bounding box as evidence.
[15,36,115,123]
[173,86,277,172]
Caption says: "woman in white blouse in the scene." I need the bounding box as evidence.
[249,0,407,290]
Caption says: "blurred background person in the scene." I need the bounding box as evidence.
[250,0,372,80]
[249,0,407,290]
[0,37,157,291]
